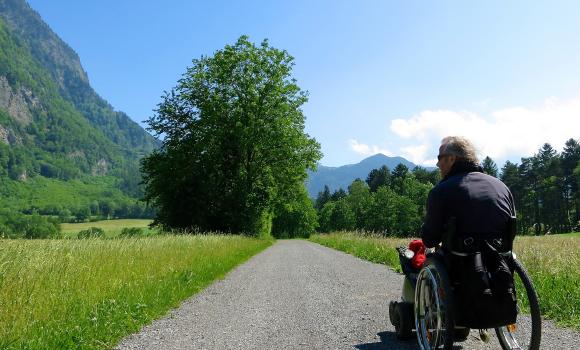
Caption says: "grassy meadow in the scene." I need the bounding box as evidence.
[310,232,580,330]
[0,235,272,349]
[60,219,154,237]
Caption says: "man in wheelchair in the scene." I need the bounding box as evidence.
[389,136,541,349]
[422,136,518,327]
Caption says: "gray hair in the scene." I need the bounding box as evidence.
[440,136,479,164]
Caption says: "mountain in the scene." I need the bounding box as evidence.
[306,153,421,197]
[0,0,158,219]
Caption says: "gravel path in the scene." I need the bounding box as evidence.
[116,240,579,350]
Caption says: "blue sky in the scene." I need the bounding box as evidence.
[27,0,580,167]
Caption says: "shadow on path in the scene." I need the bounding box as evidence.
[353,331,418,350]
[354,331,471,350]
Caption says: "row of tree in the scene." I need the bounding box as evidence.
[313,164,437,236]
[30,201,154,223]
[499,140,580,234]
[0,209,60,239]
[313,139,580,236]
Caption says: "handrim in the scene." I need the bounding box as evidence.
[415,266,446,349]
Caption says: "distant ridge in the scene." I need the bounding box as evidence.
[306,153,420,197]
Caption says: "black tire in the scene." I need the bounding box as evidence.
[395,302,414,340]
[495,259,542,350]
[414,256,455,350]
[389,301,398,327]
[453,327,470,342]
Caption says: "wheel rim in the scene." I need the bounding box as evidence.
[497,325,523,350]
[495,259,541,350]
[415,267,445,349]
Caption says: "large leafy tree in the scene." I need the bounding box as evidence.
[142,36,321,234]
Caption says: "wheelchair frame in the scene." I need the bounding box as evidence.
[413,252,541,350]
[390,217,542,350]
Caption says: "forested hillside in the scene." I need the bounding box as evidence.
[0,0,158,236]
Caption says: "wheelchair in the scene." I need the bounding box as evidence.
[389,217,542,350]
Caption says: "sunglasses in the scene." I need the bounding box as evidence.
[437,154,449,162]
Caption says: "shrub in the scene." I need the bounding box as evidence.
[22,216,61,239]
[77,227,105,239]
[0,210,61,239]
[119,227,144,237]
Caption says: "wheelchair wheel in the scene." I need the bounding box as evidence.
[495,259,541,350]
[414,258,454,350]
[390,301,414,340]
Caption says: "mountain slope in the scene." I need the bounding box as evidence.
[306,154,419,197]
[0,0,157,180]
[0,19,115,179]
[0,0,157,154]
[0,0,158,220]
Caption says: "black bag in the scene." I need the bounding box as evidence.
[453,240,518,329]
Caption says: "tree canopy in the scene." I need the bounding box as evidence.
[500,139,580,234]
[315,140,580,236]
[482,156,499,177]
[141,36,321,235]
[316,163,435,236]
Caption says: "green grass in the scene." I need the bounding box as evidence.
[554,232,580,237]
[311,232,580,330]
[0,235,272,349]
[61,219,154,238]
[310,233,410,271]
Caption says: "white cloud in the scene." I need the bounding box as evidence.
[389,96,580,165]
[348,139,393,156]
[401,144,429,165]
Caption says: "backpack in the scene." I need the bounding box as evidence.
[443,217,518,329]
[452,240,518,329]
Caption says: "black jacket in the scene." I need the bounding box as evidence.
[421,161,515,248]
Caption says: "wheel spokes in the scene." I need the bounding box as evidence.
[415,267,447,349]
